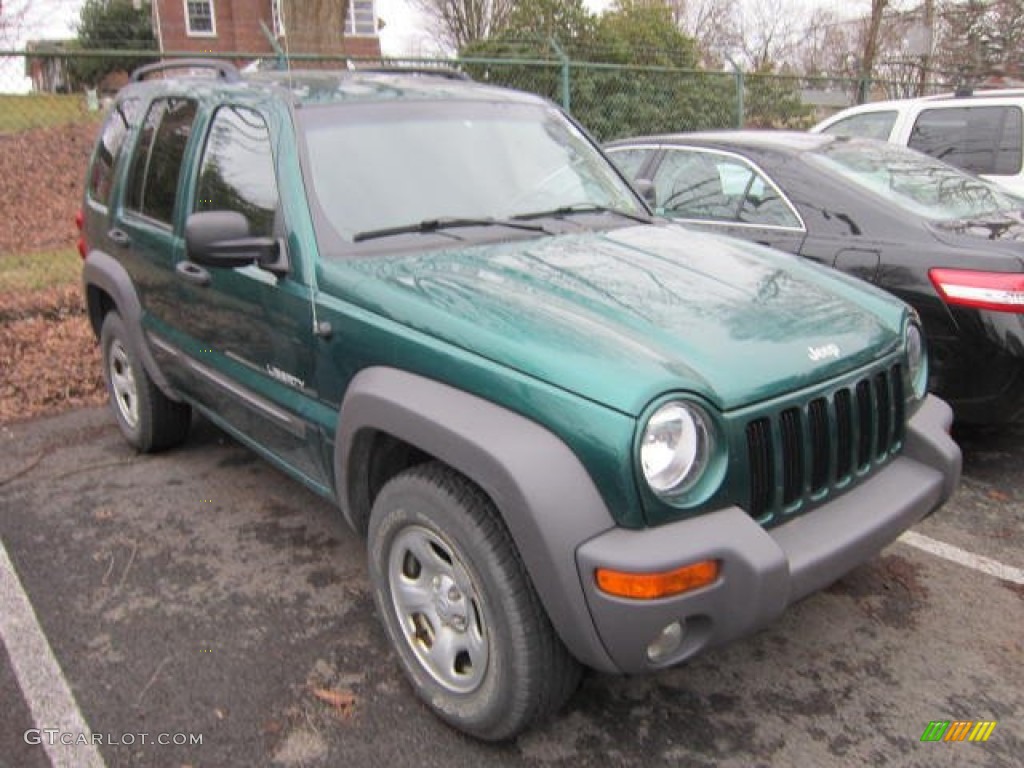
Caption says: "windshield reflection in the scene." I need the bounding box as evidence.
[300,102,642,244]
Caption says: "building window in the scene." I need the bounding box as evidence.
[185,0,216,37]
[271,0,285,37]
[345,0,376,36]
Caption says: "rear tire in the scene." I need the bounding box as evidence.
[100,311,191,452]
[367,461,581,741]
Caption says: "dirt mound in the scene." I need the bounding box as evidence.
[0,122,98,256]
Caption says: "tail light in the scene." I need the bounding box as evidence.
[75,209,87,259]
[929,268,1024,313]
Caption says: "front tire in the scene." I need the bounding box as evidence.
[367,462,581,741]
[100,311,190,452]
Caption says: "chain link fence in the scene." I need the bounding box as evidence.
[2,48,948,138]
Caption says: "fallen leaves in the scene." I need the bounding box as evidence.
[0,123,96,256]
[0,119,105,424]
[0,283,105,423]
[309,685,357,718]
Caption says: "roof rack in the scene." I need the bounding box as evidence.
[130,59,241,83]
[350,65,471,81]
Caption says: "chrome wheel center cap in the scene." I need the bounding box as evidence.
[432,574,467,632]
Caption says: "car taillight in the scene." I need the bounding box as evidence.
[929,268,1024,313]
[75,209,87,259]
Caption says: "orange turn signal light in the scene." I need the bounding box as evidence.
[595,560,720,600]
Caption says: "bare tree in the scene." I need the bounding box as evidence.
[663,0,740,68]
[0,0,29,46]
[858,0,888,97]
[738,0,803,71]
[918,0,934,91]
[933,0,1024,85]
[413,0,516,51]
[795,8,861,77]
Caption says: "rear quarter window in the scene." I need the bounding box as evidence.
[909,106,1023,176]
[88,98,140,206]
[820,110,898,140]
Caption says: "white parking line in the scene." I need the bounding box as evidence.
[899,530,1024,585]
[0,539,106,768]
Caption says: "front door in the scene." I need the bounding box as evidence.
[167,104,327,489]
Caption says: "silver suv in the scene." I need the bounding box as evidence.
[812,89,1024,196]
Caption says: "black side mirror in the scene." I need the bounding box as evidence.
[634,178,657,209]
[185,211,287,275]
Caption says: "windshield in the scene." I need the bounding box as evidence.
[299,101,644,243]
[810,138,1021,221]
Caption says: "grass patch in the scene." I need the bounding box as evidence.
[0,93,102,133]
[0,249,81,292]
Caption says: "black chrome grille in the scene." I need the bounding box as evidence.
[744,364,904,523]
[808,398,830,493]
[745,418,773,520]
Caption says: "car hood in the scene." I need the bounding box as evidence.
[321,225,905,416]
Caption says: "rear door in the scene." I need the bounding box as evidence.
[114,95,201,353]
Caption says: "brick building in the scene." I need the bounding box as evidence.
[24,40,74,93]
[153,0,381,58]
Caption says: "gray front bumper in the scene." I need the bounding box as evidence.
[576,395,961,674]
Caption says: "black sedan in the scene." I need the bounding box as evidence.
[606,131,1024,425]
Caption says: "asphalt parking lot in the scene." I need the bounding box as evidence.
[1,406,1021,768]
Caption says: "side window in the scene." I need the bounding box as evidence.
[88,98,140,206]
[735,165,802,229]
[910,106,1023,176]
[195,106,278,237]
[125,98,199,226]
[653,150,742,221]
[821,110,897,140]
[607,148,652,180]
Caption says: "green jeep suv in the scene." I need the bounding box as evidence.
[80,60,961,740]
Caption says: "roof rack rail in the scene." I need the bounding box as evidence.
[130,59,241,83]
[351,65,471,81]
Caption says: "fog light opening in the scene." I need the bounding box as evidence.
[647,621,684,664]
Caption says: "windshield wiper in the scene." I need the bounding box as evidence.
[513,203,652,224]
[352,217,550,243]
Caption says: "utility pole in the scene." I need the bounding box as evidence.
[917,0,934,95]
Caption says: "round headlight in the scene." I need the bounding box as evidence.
[906,323,928,399]
[640,402,712,495]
